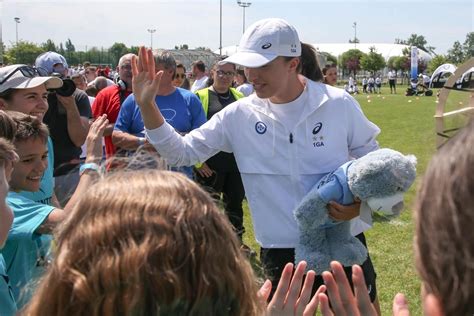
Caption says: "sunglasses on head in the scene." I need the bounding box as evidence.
[0,65,48,85]
[174,74,186,79]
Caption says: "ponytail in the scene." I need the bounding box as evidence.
[299,42,323,82]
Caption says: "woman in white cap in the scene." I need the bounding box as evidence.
[132,18,380,312]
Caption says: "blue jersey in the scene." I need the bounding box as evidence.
[316,161,355,228]
[1,192,54,308]
[115,88,206,177]
[316,161,354,205]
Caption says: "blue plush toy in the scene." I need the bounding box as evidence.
[294,148,417,272]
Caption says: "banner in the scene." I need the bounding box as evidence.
[410,47,418,80]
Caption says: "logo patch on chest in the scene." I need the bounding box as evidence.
[312,122,325,147]
[255,121,267,134]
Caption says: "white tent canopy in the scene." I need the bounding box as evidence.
[460,67,474,82]
[430,63,457,88]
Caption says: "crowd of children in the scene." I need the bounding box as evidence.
[0,17,471,316]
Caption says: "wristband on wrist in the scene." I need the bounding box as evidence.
[79,162,101,176]
[137,137,146,146]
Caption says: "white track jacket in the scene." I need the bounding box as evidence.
[146,79,380,248]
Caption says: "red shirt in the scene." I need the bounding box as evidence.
[92,85,131,158]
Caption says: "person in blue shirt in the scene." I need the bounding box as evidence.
[0,137,19,316]
[0,112,107,308]
[112,51,206,177]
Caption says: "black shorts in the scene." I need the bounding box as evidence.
[260,233,378,302]
[389,79,396,88]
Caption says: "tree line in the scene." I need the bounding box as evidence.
[1,39,140,68]
[1,32,472,74]
[324,32,473,77]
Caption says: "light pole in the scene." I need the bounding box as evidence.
[14,17,20,45]
[219,0,222,55]
[147,28,156,50]
[237,1,251,34]
[352,22,357,49]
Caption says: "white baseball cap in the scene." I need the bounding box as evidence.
[0,64,63,94]
[222,18,301,68]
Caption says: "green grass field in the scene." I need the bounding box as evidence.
[240,85,469,315]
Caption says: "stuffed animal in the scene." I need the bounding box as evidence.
[294,148,417,272]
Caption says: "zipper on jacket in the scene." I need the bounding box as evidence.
[289,133,293,143]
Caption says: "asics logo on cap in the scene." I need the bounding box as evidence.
[261,43,272,49]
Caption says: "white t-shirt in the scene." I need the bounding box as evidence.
[236,83,254,97]
[268,87,307,132]
[191,76,209,93]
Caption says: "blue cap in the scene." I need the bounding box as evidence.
[35,51,68,74]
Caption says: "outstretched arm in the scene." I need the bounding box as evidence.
[36,115,108,234]
[131,46,165,130]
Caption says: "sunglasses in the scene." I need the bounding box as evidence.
[0,65,48,85]
[216,70,235,77]
[174,74,186,79]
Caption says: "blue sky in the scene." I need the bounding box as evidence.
[1,0,472,54]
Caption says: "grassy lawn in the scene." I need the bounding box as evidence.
[241,85,468,315]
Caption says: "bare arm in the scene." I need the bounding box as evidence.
[57,95,90,147]
[35,115,108,235]
[111,129,143,150]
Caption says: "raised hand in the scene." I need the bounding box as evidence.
[85,114,108,164]
[261,261,323,316]
[132,47,163,109]
[319,261,378,316]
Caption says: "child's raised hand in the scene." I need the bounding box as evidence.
[262,261,324,316]
[85,114,108,164]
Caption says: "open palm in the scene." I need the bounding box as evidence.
[132,47,163,107]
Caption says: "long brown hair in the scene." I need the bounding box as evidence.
[414,119,474,315]
[285,42,323,82]
[24,170,264,316]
